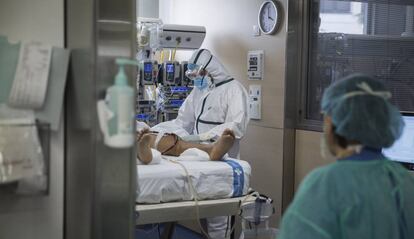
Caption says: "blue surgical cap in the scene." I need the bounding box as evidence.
[321,74,405,148]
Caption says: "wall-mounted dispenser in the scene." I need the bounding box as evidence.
[97,58,138,148]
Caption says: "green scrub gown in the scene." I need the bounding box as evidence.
[278,149,414,239]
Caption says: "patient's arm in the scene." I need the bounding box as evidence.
[136,129,235,164]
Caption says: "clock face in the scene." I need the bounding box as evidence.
[259,1,279,34]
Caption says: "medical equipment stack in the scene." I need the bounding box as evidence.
[136,18,204,126]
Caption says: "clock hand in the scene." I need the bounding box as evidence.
[268,16,274,21]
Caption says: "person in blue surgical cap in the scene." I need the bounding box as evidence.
[278,74,414,239]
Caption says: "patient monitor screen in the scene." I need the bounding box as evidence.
[383,115,414,164]
[144,62,152,73]
[166,63,174,73]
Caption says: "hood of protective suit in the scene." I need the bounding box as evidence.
[188,49,232,83]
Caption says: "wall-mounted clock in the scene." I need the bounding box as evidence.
[258,0,282,35]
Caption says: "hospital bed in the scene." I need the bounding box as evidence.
[135,156,252,238]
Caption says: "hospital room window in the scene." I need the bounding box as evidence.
[304,0,414,122]
[320,1,351,13]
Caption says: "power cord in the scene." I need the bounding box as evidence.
[169,159,212,239]
[168,159,258,239]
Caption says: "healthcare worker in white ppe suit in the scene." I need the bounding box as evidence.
[152,48,249,238]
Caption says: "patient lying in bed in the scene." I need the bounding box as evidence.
[136,129,235,164]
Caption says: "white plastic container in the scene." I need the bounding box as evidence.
[97,58,138,148]
[239,194,278,239]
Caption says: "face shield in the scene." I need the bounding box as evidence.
[185,63,211,90]
[185,63,208,80]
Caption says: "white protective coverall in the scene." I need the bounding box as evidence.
[152,48,249,159]
[152,49,249,238]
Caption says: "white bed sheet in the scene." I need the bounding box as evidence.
[136,157,251,204]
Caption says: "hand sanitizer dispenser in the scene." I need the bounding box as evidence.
[97,58,138,148]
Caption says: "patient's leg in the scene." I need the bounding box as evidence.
[136,129,153,164]
[178,129,236,161]
[136,129,235,164]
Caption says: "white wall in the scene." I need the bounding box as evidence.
[0,0,64,238]
[138,0,159,18]
[159,0,288,225]
[294,130,334,190]
[0,0,64,45]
